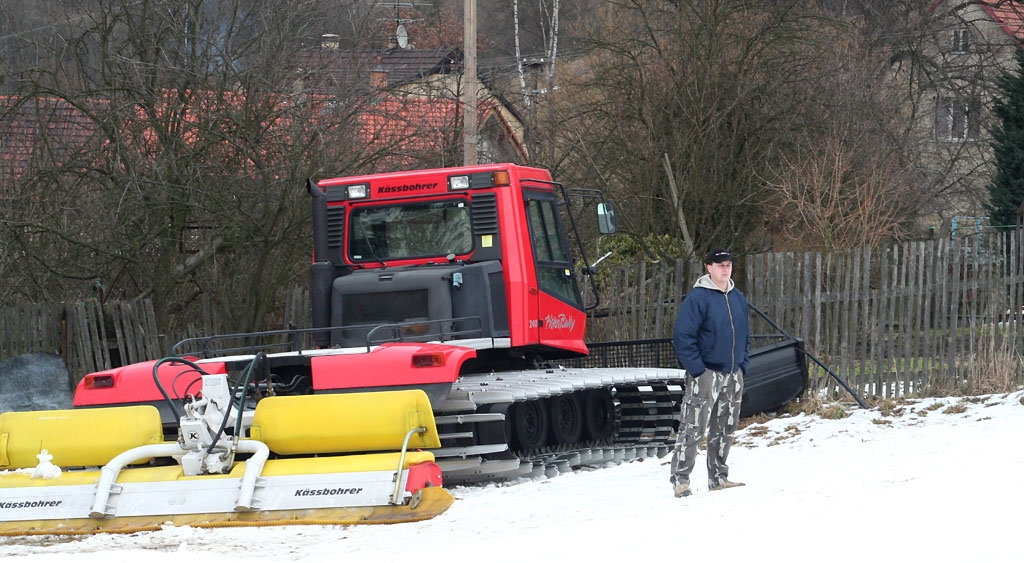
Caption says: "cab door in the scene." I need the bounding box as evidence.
[523,191,587,353]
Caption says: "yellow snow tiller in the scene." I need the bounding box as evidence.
[0,374,453,535]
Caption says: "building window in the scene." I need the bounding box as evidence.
[179,224,213,254]
[935,97,980,141]
[951,25,970,53]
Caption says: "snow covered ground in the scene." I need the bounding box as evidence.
[3,390,1022,563]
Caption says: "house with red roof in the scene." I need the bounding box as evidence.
[925,1,1024,143]
[0,96,102,182]
[295,43,527,168]
[982,1,1024,41]
[1,45,526,189]
[885,1,1024,232]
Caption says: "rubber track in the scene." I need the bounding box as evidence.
[433,366,686,484]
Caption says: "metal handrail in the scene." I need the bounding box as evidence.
[390,426,428,505]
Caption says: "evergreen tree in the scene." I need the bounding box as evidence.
[987,48,1024,229]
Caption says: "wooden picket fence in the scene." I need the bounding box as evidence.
[744,235,1024,399]
[591,232,1024,400]
[3,233,1024,399]
[0,300,166,382]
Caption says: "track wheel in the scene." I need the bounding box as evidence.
[583,388,615,441]
[549,393,583,445]
[476,403,512,446]
[511,400,549,450]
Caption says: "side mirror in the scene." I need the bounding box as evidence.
[597,201,617,234]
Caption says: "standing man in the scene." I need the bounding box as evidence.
[669,248,751,498]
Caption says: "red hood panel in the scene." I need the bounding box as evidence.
[73,359,227,406]
[312,343,475,390]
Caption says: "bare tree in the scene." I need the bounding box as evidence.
[0,0,400,332]
[543,0,991,257]
[551,0,829,256]
[751,10,930,252]
[762,126,919,252]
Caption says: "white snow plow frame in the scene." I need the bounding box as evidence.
[0,376,451,535]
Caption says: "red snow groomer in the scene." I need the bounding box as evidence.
[7,164,806,534]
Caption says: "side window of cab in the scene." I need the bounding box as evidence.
[524,192,582,309]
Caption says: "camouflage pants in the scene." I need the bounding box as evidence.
[669,369,744,489]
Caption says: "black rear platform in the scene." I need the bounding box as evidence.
[569,336,809,418]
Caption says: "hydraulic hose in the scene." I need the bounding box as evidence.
[205,352,268,458]
[152,357,210,420]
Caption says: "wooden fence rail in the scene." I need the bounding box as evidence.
[592,233,1024,399]
[0,302,63,360]
[1,299,170,384]
[3,234,1024,399]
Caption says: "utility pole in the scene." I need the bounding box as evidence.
[463,0,477,165]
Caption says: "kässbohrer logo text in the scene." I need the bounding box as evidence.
[376,182,437,194]
[294,487,364,496]
[1,500,62,509]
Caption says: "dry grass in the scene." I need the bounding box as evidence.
[870,397,910,418]
[742,424,771,438]
[819,403,848,419]
[942,401,968,415]
[736,396,852,447]
[774,395,849,418]
[957,338,1023,395]
[736,379,1024,450]
[735,379,1024,451]
[736,420,807,447]
[759,395,855,422]
[739,412,776,428]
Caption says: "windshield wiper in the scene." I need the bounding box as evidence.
[359,224,387,268]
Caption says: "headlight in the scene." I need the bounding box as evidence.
[448,175,471,190]
[346,184,369,199]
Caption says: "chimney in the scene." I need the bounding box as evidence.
[370,69,388,89]
[370,60,387,90]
